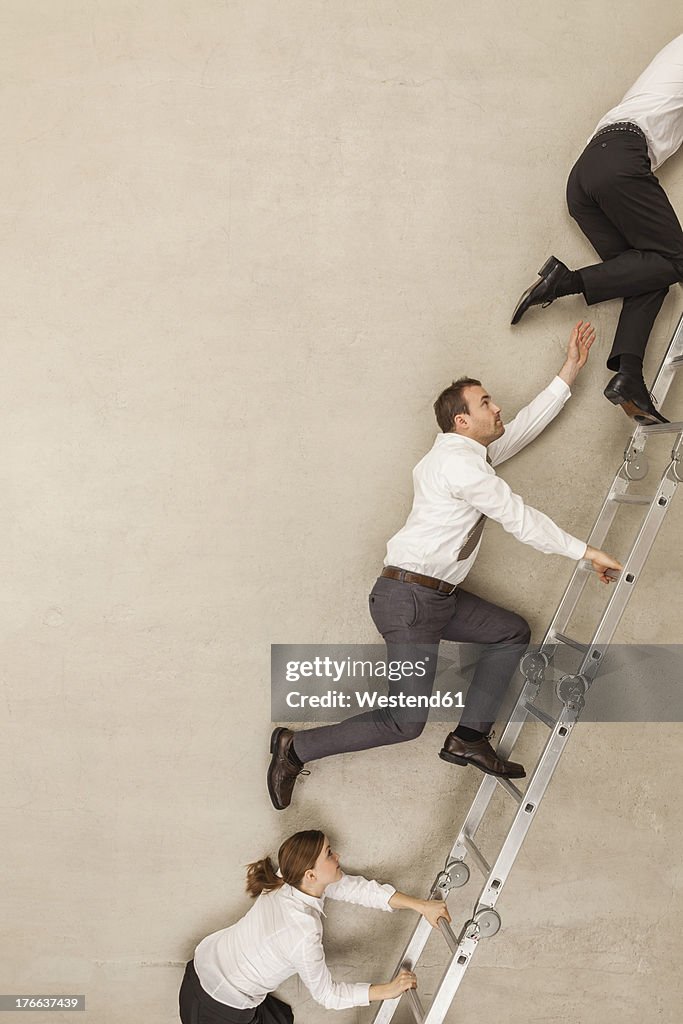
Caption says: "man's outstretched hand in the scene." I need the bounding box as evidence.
[585,545,623,584]
[559,320,596,386]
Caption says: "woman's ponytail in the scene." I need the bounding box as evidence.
[246,856,283,898]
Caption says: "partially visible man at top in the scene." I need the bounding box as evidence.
[267,321,622,811]
[511,34,683,425]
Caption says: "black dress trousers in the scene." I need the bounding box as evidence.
[566,129,683,368]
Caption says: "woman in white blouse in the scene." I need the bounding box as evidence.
[179,829,450,1023]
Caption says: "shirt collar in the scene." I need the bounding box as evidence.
[280,882,327,916]
[433,431,488,459]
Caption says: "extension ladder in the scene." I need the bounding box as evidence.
[372,313,683,1024]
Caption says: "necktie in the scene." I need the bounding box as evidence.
[457,451,492,561]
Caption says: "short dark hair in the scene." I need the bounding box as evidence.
[433,377,482,432]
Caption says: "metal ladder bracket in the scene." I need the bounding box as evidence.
[432,860,470,895]
[671,433,683,482]
[623,446,648,481]
[555,673,587,710]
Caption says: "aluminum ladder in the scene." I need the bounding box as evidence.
[372,312,683,1024]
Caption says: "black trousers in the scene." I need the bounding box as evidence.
[179,961,294,1024]
[566,130,683,370]
[293,577,531,763]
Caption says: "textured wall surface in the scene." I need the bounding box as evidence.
[2,3,682,1023]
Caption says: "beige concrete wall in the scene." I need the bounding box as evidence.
[2,3,682,1022]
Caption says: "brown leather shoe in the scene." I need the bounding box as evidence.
[267,728,308,810]
[439,732,525,779]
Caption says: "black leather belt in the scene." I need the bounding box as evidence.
[381,565,457,594]
[592,121,645,141]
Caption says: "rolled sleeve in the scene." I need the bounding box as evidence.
[546,375,571,400]
[324,872,396,911]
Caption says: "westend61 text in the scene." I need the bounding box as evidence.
[285,690,465,709]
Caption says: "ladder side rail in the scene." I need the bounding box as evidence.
[650,312,683,407]
[420,710,580,1024]
[421,933,480,1024]
[369,917,441,1023]
[371,675,542,1024]
[370,997,401,1024]
[452,453,679,862]
[449,671,541,851]
[369,672,551,1022]
[476,710,578,911]
[548,310,683,640]
[544,465,638,641]
[585,464,679,652]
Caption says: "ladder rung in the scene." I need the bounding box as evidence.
[608,493,653,505]
[524,700,557,729]
[462,834,491,877]
[437,916,459,954]
[637,420,683,435]
[665,354,683,370]
[406,987,425,1023]
[495,775,523,802]
[552,631,589,653]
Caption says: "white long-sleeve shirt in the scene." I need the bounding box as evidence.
[193,873,395,1011]
[591,33,683,170]
[384,376,587,586]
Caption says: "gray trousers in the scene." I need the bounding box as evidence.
[293,577,531,764]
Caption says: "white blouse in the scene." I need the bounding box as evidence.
[194,872,395,1011]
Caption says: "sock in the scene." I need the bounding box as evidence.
[453,725,487,743]
[554,269,583,297]
[619,353,644,378]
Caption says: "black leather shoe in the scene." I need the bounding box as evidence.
[511,256,571,325]
[439,732,525,778]
[267,728,309,810]
[603,372,669,425]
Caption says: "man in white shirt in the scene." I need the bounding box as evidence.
[511,34,683,426]
[267,323,621,810]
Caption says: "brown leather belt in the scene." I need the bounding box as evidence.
[381,565,457,594]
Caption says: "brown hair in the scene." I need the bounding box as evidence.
[433,377,481,432]
[246,830,326,898]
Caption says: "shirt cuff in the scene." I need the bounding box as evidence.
[353,984,372,1007]
[381,883,396,910]
[568,536,588,560]
[547,375,571,401]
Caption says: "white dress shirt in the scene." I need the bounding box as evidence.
[384,376,587,586]
[194,872,395,1011]
[591,34,683,170]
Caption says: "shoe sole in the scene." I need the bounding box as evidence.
[438,747,526,779]
[510,256,559,325]
[603,388,668,425]
[267,727,288,811]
